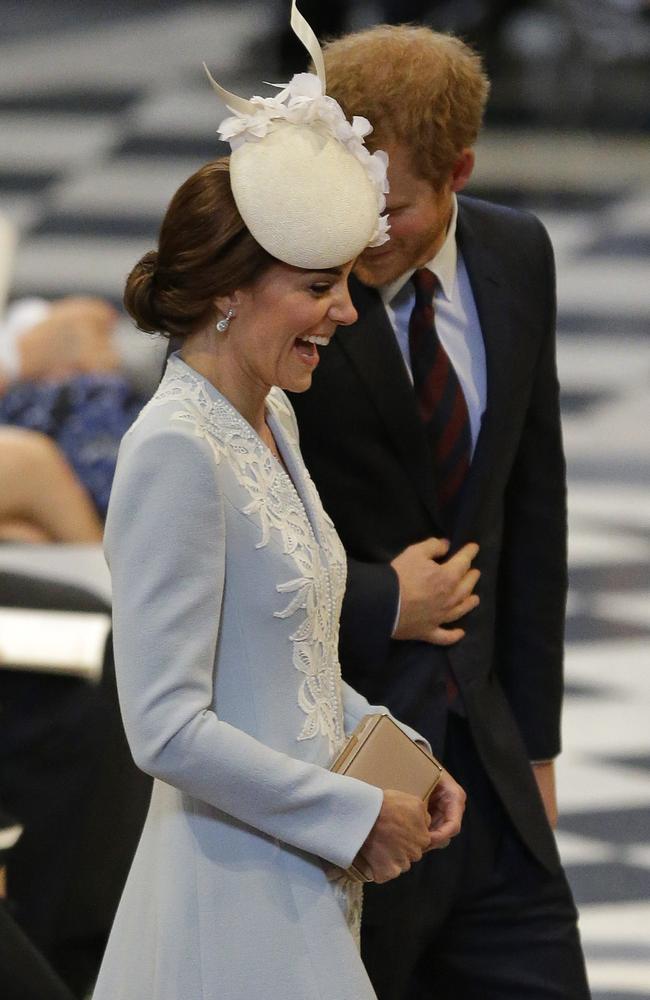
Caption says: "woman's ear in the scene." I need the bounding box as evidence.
[213,292,240,319]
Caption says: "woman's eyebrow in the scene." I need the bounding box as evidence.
[311,268,343,277]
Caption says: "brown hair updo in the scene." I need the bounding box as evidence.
[124,158,274,338]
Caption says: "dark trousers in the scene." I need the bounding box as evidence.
[361,714,591,1000]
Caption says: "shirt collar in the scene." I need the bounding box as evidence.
[380,193,458,307]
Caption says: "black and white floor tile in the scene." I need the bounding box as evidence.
[1,4,649,997]
[513,174,650,999]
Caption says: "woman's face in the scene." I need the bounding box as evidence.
[227,260,358,394]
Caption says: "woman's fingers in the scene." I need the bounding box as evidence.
[426,770,466,850]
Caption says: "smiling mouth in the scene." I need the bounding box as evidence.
[293,335,330,367]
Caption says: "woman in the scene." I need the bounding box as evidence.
[93,12,464,998]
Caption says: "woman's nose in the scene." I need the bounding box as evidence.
[330,290,358,327]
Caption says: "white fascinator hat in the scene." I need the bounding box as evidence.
[204,0,389,270]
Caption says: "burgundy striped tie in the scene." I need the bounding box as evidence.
[408,268,472,528]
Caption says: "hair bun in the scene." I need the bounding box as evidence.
[123,250,162,333]
[140,250,158,275]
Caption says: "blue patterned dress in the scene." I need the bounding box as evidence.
[0,375,147,517]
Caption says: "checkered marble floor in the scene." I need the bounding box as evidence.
[474,163,650,996]
[1,4,649,997]
[540,201,650,1000]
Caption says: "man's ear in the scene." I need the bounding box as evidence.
[450,149,475,193]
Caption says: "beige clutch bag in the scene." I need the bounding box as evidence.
[330,714,443,882]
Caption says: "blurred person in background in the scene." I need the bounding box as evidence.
[290,22,591,1000]
[0,296,120,389]
[0,296,148,526]
[0,303,151,992]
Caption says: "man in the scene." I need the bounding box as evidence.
[290,25,590,1000]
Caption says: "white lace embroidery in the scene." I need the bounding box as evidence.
[333,878,363,948]
[130,358,361,937]
[130,358,347,756]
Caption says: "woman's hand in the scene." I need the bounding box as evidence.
[354,789,433,884]
[426,769,466,849]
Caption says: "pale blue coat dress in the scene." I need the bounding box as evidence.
[92,354,426,1000]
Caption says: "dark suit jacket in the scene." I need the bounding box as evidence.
[290,194,566,873]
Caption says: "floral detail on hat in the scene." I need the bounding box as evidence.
[218,72,390,248]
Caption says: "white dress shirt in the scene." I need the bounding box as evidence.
[380,195,487,455]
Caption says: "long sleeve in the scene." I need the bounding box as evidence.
[341,680,430,753]
[339,557,400,676]
[104,425,382,871]
[494,223,567,761]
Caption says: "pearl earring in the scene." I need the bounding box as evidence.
[216,308,234,333]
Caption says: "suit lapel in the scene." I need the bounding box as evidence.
[338,277,444,528]
[339,201,527,541]
[453,199,520,539]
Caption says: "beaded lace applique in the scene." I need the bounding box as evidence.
[130,357,347,756]
[130,357,361,940]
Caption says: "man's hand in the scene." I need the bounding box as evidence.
[426,768,466,849]
[391,538,480,645]
[532,761,558,829]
